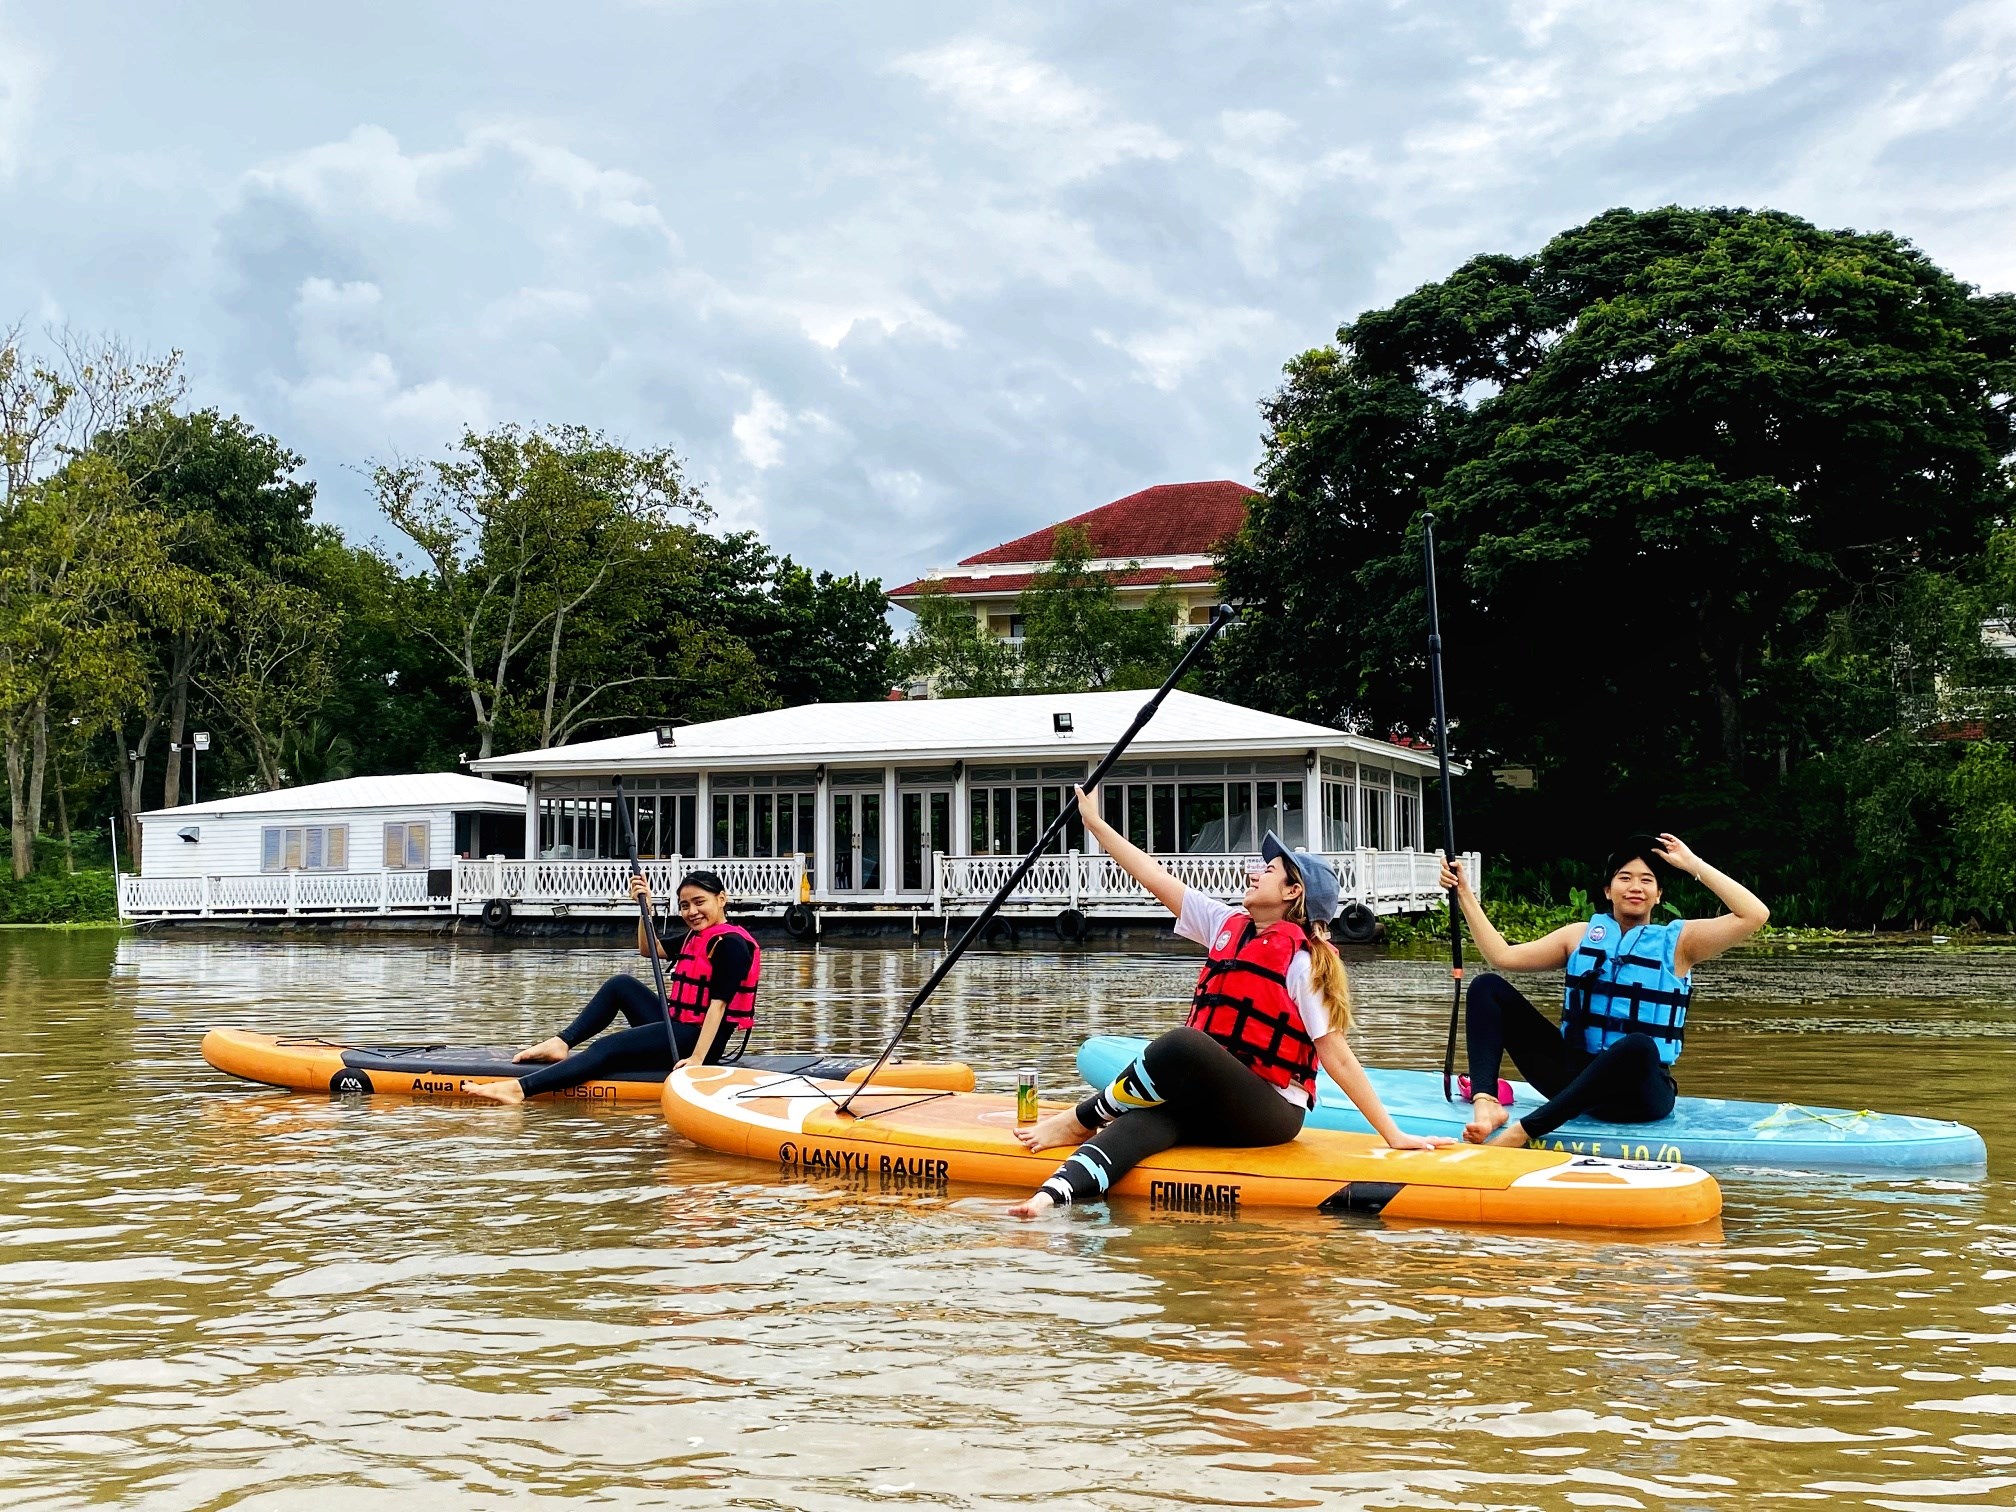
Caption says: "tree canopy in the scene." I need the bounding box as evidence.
[0,335,898,874]
[1216,205,2016,925]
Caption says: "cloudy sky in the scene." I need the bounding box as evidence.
[3,1,2012,587]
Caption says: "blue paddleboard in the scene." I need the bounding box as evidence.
[1076,1035,1987,1174]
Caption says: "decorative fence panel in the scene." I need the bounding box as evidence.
[119,876,203,914]
[296,872,388,911]
[384,871,435,907]
[711,856,805,902]
[208,874,293,911]
[934,849,1476,913]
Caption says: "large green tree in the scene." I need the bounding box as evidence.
[94,407,320,812]
[0,330,190,873]
[1217,206,2016,902]
[376,424,706,757]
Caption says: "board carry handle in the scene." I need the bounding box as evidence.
[837,603,1240,1114]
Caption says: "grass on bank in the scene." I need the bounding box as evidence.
[0,868,118,925]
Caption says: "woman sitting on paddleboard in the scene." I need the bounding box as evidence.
[1440,833,1768,1148]
[462,870,759,1106]
[1008,786,1446,1217]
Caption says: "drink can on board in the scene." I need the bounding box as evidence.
[1016,1069,1039,1125]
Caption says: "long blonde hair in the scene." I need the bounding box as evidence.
[1284,891,1353,1033]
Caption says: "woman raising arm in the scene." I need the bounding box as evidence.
[1008,787,1446,1218]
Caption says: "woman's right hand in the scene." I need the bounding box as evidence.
[629,874,652,906]
[1075,784,1102,822]
[1438,854,1471,896]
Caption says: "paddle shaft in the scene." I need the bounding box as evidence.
[837,603,1238,1114]
[1422,515,1465,1102]
[612,777,675,1054]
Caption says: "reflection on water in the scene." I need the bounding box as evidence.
[0,928,2009,1509]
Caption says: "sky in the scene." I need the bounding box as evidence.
[2,0,2013,589]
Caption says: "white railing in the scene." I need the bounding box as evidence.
[119,845,1462,921]
[450,854,807,911]
[934,849,1480,914]
[120,866,460,919]
[209,874,292,911]
[711,856,807,900]
[119,875,204,914]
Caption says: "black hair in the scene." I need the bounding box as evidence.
[1601,835,1673,895]
[676,870,729,898]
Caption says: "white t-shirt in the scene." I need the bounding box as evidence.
[1175,889,1332,1106]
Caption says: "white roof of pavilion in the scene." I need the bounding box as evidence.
[471,690,1451,775]
[140,773,528,820]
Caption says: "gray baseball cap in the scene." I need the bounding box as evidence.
[1260,830,1340,923]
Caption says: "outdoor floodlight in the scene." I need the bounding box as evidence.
[1053,713,1074,734]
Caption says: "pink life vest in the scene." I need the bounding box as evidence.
[666,921,761,1031]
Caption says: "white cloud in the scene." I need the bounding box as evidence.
[731,386,789,469]
[275,275,491,454]
[1102,305,1279,392]
[468,124,681,249]
[245,125,476,223]
[891,37,1181,178]
[8,0,2013,589]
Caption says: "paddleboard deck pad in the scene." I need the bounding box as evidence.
[202,1028,976,1101]
[1080,1036,1987,1174]
[663,1064,1721,1229]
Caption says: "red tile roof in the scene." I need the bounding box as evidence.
[889,563,1218,601]
[962,481,1255,566]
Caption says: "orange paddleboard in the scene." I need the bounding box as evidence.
[663,1064,1722,1229]
[202,1028,976,1102]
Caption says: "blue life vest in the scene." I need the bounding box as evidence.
[1560,913,1691,1066]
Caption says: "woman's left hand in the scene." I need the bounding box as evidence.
[1652,832,1703,877]
[672,1056,691,1071]
[1385,1131,1455,1151]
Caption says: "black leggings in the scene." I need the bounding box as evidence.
[1038,1027,1305,1206]
[1465,973,1676,1140]
[514,974,705,1098]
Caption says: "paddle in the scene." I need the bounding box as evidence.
[1421,513,1465,1103]
[836,603,1240,1115]
[612,777,675,1056]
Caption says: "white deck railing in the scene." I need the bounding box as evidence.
[933,848,1478,914]
[120,847,1470,920]
[451,856,806,907]
[120,868,455,918]
[119,854,812,921]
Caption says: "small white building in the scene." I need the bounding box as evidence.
[120,774,527,921]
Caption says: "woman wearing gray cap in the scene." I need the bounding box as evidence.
[1008,786,1446,1217]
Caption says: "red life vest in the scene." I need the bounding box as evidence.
[666,921,761,1031]
[1184,913,1320,1101]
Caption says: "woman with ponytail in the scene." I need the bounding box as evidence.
[1008,786,1445,1217]
[462,870,760,1106]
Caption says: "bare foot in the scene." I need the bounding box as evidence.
[1012,1108,1091,1152]
[512,1037,570,1064]
[1485,1119,1530,1148]
[1463,1096,1509,1144]
[1006,1191,1058,1218]
[460,1078,527,1106]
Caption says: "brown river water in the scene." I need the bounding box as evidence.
[1,927,2011,1509]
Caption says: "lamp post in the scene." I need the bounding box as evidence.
[192,732,209,806]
